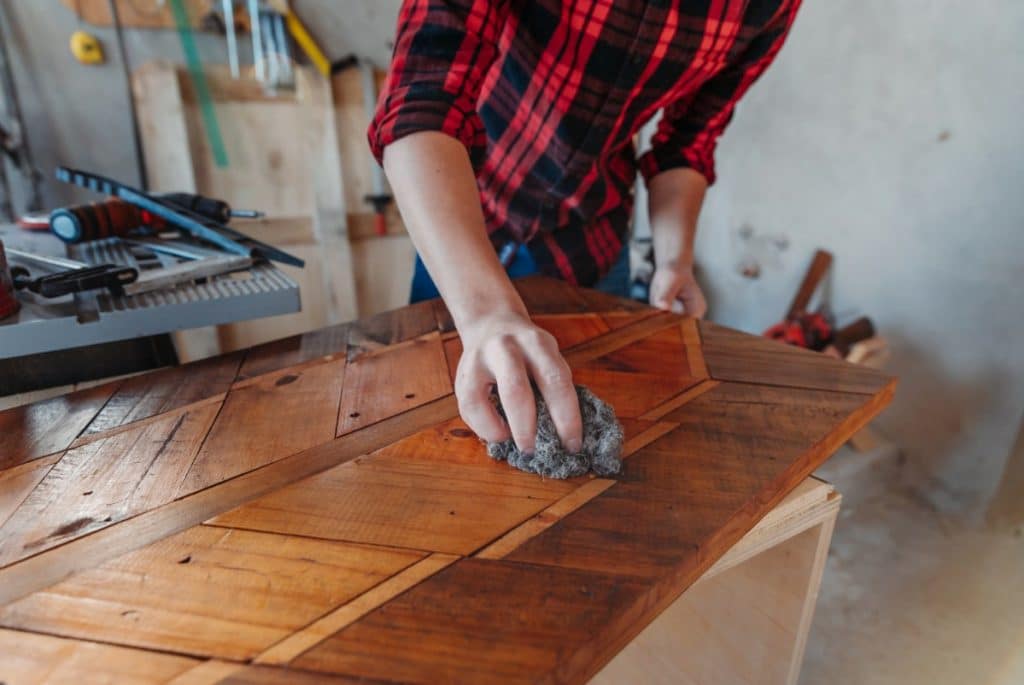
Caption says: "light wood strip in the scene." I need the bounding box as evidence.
[255,553,459,666]
[0,395,459,607]
[475,479,616,560]
[638,379,721,421]
[68,393,227,449]
[680,319,708,378]
[621,421,679,458]
[168,660,246,685]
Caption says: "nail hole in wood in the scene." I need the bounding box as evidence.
[178,555,192,564]
[82,490,93,496]
[404,392,416,399]
[349,411,360,418]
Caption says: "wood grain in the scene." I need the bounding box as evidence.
[178,359,346,496]
[0,395,459,606]
[238,324,349,381]
[208,418,577,555]
[0,403,220,567]
[700,320,891,395]
[337,333,451,436]
[292,557,646,684]
[0,527,424,660]
[532,313,611,349]
[0,383,115,470]
[0,627,198,685]
[82,352,244,436]
[345,300,438,360]
[504,381,892,579]
[255,553,459,665]
[512,275,589,314]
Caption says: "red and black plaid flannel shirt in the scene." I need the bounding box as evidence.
[369,0,801,286]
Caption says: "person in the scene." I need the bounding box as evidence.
[369,0,801,458]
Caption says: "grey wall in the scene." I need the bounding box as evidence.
[3,1,1021,516]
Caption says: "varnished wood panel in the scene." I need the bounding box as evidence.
[292,557,646,684]
[0,383,115,470]
[0,403,220,567]
[0,527,424,660]
[178,359,346,496]
[337,333,451,436]
[0,627,198,685]
[0,283,896,683]
[82,352,244,436]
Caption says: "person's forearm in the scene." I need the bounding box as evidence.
[382,131,526,329]
[647,167,707,269]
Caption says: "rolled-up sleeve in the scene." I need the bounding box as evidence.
[639,0,801,186]
[368,0,509,168]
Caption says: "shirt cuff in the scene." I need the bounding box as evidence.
[638,145,717,187]
[367,86,487,168]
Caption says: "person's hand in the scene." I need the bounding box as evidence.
[456,310,582,455]
[649,264,707,318]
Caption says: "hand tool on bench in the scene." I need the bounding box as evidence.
[50,194,264,244]
[55,166,304,267]
[6,248,138,297]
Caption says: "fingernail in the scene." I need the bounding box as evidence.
[566,438,582,453]
[519,447,535,458]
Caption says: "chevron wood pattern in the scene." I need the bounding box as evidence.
[0,276,895,684]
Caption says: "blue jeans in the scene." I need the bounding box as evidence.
[410,243,631,304]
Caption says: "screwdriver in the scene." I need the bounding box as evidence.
[49,194,264,244]
[157,193,265,224]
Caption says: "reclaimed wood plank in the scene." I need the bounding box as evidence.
[337,333,452,436]
[178,359,346,496]
[345,300,438,361]
[238,324,349,381]
[0,453,61,529]
[255,553,459,665]
[82,352,244,436]
[0,527,425,660]
[291,558,646,684]
[219,666,370,684]
[0,403,220,567]
[0,627,198,684]
[208,418,577,555]
[532,313,611,349]
[512,275,590,314]
[571,367,701,418]
[504,381,895,579]
[0,383,116,470]
[0,395,459,607]
[700,320,891,395]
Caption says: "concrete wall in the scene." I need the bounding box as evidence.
[3,1,1021,516]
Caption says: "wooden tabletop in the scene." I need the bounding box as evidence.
[0,277,895,684]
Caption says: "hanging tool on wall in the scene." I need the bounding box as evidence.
[284,6,330,77]
[55,166,304,267]
[360,60,393,236]
[169,0,230,167]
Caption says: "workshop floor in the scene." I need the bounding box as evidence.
[803,445,1024,685]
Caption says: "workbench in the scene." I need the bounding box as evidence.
[0,277,895,684]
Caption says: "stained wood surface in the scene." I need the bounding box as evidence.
[0,276,895,683]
